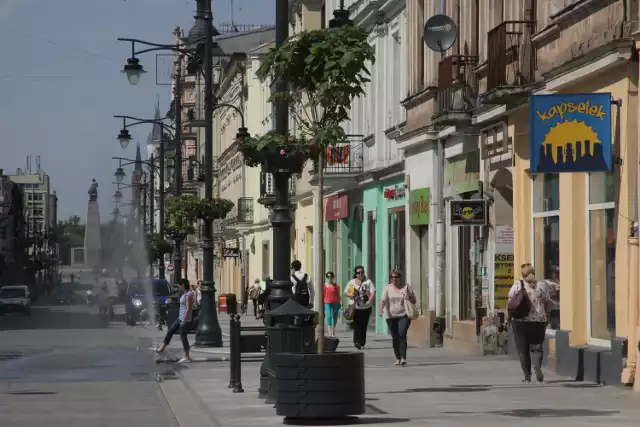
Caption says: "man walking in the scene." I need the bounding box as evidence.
[290,260,314,309]
[249,279,262,318]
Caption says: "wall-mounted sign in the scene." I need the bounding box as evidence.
[409,188,430,226]
[530,93,613,173]
[383,184,405,201]
[494,253,514,311]
[325,193,349,221]
[223,248,241,258]
[449,199,487,226]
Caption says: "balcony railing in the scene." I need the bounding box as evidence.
[433,55,478,126]
[314,140,364,175]
[482,20,536,104]
[185,106,206,128]
[258,172,296,207]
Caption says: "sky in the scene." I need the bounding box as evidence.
[0,0,274,222]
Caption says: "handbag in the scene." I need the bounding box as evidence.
[507,280,531,319]
[343,304,356,321]
[403,286,419,320]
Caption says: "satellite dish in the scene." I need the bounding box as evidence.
[423,14,458,52]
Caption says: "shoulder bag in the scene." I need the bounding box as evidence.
[403,285,419,320]
[507,280,531,319]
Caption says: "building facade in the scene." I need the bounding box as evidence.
[0,173,27,287]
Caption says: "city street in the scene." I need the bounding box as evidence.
[0,290,179,427]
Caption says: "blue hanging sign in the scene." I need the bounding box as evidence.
[529,93,613,173]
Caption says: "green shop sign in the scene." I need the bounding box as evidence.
[409,188,430,225]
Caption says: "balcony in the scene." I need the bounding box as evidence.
[480,20,536,105]
[258,172,296,208]
[433,55,478,127]
[185,106,206,128]
[310,138,364,188]
[222,197,254,230]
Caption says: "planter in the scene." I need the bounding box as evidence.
[258,150,306,174]
[274,352,365,420]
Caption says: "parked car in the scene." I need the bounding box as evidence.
[124,279,172,326]
[51,288,78,305]
[0,285,31,316]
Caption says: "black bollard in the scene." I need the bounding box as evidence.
[233,314,244,393]
[228,314,238,389]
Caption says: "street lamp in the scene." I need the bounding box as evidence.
[114,190,123,204]
[121,57,147,85]
[117,129,132,149]
[115,167,126,185]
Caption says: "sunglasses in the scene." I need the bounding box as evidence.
[326,274,334,278]
[391,275,400,279]
[356,271,364,275]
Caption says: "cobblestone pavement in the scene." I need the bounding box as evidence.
[151,313,640,426]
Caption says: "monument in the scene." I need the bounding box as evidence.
[84,178,102,269]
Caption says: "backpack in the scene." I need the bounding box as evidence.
[293,273,310,306]
[249,286,261,300]
[507,280,531,320]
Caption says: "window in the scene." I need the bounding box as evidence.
[588,172,616,342]
[367,212,376,285]
[532,173,560,329]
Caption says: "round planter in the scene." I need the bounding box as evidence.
[274,352,365,420]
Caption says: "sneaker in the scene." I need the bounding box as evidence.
[177,357,192,363]
[393,360,401,366]
[400,359,407,366]
[534,367,544,383]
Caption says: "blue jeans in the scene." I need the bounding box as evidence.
[386,316,411,360]
[324,303,340,326]
[163,318,190,352]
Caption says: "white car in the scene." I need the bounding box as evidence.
[0,285,31,316]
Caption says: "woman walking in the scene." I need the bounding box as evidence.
[156,280,194,363]
[323,271,341,338]
[345,266,375,349]
[379,269,415,366]
[508,263,552,383]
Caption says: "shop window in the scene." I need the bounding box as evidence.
[367,212,376,285]
[532,172,560,330]
[533,173,560,213]
[588,172,616,341]
[388,208,406,277]
[417,226,429,313]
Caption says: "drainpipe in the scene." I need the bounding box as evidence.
[434,138,446,344]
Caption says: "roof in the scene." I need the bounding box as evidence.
[214,26,275,56]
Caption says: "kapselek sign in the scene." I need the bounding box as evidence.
[529,93,613,173]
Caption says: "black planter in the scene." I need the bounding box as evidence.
[274,352,365,420]
[259,150,305,174]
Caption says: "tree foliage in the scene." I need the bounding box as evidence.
[147,233,174,261]
[254,25,375,149]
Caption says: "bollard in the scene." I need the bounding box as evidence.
[228,314,239,389]
[233,314,244,393]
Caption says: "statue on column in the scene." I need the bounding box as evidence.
[88,178,99,202]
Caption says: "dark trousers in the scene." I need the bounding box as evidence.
[163,318,190,352]
[353,307,371,347]
[386,316,411,360]
[513,321,546,377]
[251,298,258,317]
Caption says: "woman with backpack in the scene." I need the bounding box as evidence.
[344,265,376,350]
[507,263,552,383]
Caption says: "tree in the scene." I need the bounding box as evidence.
[147,233,174,263]
[240,25,375,166]
[57,215,86,264]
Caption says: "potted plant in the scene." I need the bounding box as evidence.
[164,194,235,239]
[248,23,374,421]
[147,233,173,264]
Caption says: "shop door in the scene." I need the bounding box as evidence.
[458,226,472,320]
[367,212,376,285]
[388,208,406,276]
[262,241,270,280]
[418,226,429,313]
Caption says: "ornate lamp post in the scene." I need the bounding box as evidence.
[114,115,174,279]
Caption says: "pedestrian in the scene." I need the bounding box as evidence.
[241,284,249,314]
[508,262,552,383]
[379,269,415,366]
[249,279,262,318]
[344,265,375,349]
[291,260,314,309]
[96,284,110,318]
[155,280,194,363]
[323,271,341,338]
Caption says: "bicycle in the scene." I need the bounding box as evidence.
[139,308,151,328]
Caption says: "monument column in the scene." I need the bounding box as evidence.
[84,178,103,269]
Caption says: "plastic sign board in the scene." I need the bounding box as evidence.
[449,199,487,226]
[529,93,613,173]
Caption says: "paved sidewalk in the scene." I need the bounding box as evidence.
[163,327,640,427]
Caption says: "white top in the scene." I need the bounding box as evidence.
[508,280,551,322]
[291,270,315,301]
[381,283,416,318]
[344,278,375,310]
